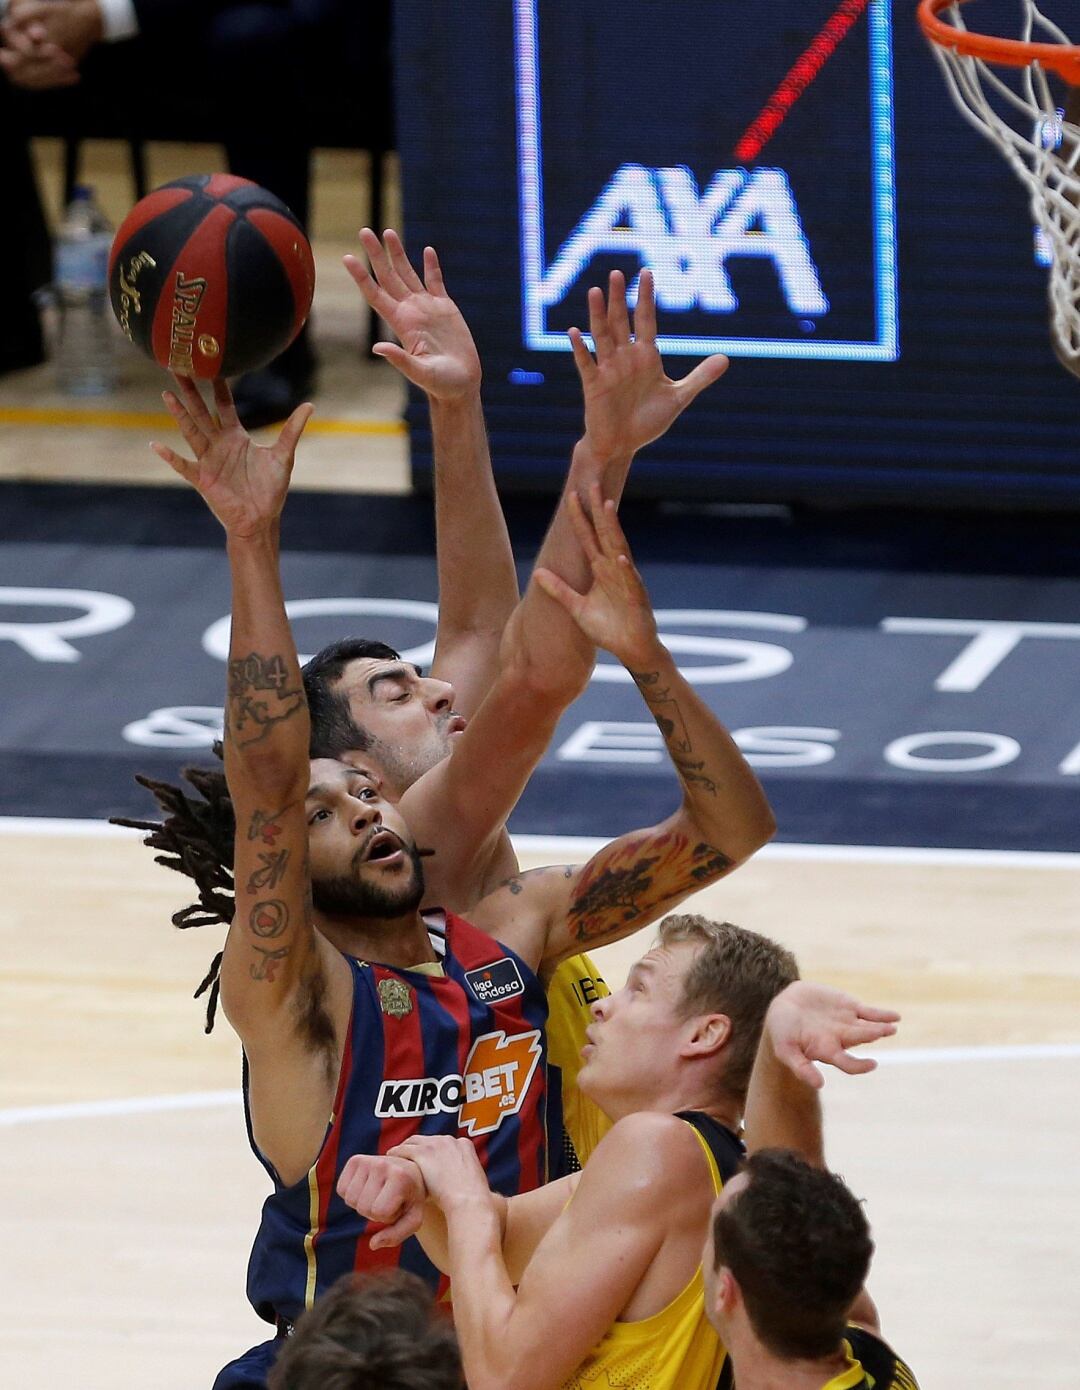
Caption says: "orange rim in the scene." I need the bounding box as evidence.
[918,0,1080,83]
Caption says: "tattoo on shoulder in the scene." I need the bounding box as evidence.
[690,842,733,881]
[227,651,304,748]
[566,832,733,943]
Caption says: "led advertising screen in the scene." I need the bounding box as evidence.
[394,1,1080,505]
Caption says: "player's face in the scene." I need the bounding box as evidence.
[577,940,704,1118]
[305,759,424,919]
[702,1172,749,1336]
[334,658,466,791]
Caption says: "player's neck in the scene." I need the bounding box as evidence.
[727,1327,852,1390]
[315,910,435,968]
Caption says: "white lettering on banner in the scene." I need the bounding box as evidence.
[123,706,224,749]
[732,727,841,769]
[0,588,134,662]
[538,164,829,317]
[590,610,806,685]
[202,603,805,688]
[557,722,841,770]
[557,722,664,764]
[1058,741,1080,776]
[201,598,440,667]
[881,618,1080,692]
[883,732,1022,773]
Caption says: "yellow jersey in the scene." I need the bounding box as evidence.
[545,953,612,1172]
[562,1113,744,1390]
[820,1327,921,1389]
[714,1323,921,1389]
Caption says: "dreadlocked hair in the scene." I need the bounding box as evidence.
[111,745,237,1033]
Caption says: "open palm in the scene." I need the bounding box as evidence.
[344,228,481,400]
[151,376,312,537]
[573,269,728,459]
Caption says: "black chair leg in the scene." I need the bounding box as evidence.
[63,135,80,204]
[129,137,149,200]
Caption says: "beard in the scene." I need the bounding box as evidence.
[311,842,426,920]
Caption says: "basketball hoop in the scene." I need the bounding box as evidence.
[918,1,1080,375]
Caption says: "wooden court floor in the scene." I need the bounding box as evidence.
[2,821,1079,1388]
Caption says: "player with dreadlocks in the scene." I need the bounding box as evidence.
[141,344,772,1388]
[126,242,753,1183]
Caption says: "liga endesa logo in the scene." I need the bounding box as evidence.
[374,1029,543,1137]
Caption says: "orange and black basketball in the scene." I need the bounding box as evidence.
[108,174,316,379]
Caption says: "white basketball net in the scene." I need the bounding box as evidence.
[927,3,1080,369]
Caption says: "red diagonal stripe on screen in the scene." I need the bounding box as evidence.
[734,0,872,163]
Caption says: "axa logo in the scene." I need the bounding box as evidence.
[537,164,828,319]
[374,1029,543,1137]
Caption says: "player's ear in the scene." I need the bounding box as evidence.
[717,1266,739,1315]
[683,1012,731,1059]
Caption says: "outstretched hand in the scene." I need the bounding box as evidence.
[151,377,313,538]
[572,269,728,460]
[344,228,482,401]
[533,483,659,669]
[766,981,900,1090]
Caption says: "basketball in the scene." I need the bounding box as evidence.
[108,174,316,379]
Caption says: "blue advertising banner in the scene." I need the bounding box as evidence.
[2,490,1078,849]
[394,0,1080,504]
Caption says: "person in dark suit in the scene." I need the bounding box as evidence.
[0,69,51,375]
[1,0,389,423]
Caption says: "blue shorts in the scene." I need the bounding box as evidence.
[212,1336,285,1390]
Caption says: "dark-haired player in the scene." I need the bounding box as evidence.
[148,376,773,1388]
[267,1270,462,1390]
[704,984,920,1389]
[337,928,897,1390]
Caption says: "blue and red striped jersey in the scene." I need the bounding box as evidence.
[243,911,549,1325]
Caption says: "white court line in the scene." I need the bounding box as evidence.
[0,1090,238,1126]
[3,817,1080,870]
[3,1043,1078,1127]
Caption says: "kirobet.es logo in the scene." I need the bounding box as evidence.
[374,1029,543,1137]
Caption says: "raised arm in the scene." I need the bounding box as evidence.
[152,378,348,1182]
[396,273,731,908]
[744,981,900,1166]
[471,488,776,972]
[344,229,517,714]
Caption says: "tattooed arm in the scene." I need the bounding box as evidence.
[470,488,775,973]
[153,379,350,1183]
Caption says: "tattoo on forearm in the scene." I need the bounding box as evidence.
[226,651,304,747]
[250,944,291,982]
[248,807,289,847]
[566,833,732,943]
[630,669,718,796]
[249,898,289,938]
[246,849,290,893]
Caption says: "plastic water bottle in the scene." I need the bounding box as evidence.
[53,186,118,395]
